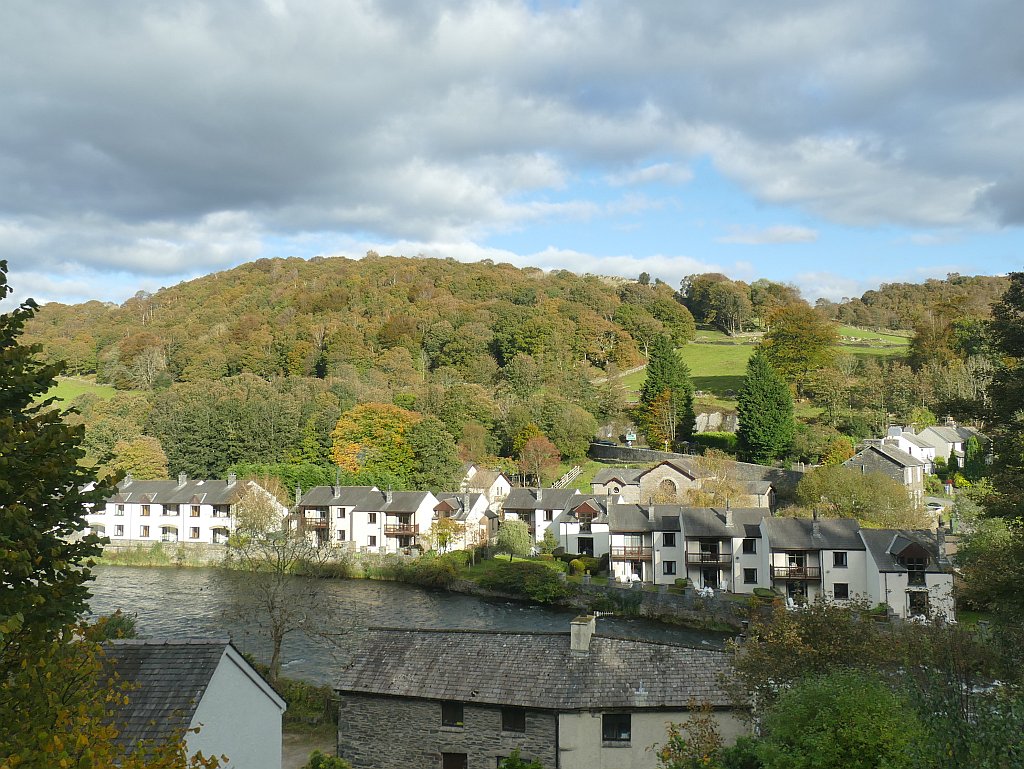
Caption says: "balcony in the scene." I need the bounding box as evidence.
[384,523,420,536]
[610,546,653,560]
[685,550,733,566]
[301,517,329,529]
[771,565,822,580]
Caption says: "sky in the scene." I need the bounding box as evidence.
[1,0,1022,309]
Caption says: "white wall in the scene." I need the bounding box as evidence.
[557,710,748,769]
[821,549,868,603]
[188,648,285,769]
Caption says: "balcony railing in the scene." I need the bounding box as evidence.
[301,517,329,529]
[771,565,822,580]
[685,551,733,565]
[610,546,653,560]
[384,523,420,536]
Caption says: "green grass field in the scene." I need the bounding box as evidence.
[617,324,910,402]
[47,377,117,403]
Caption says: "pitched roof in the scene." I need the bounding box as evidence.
[464,469,506,490]
[299,485,376,507]
[433,492,485,521]
[848,443,926,469]
[762,516,864,551]
[860,528,949,573]
[680,508,765,539]
[637,458,708,481]
[108,478,252,506]
[356,490,435,514]
[592,468,643,486]
[502,487,582,512]
[334,629,735,710]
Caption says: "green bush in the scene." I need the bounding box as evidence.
[477,560,577,604]
[674,578,689,589]
[694,431,739,453]
[580,555,602,574]
[753,587,777,599]
[303,750,352,769]
[441,550,471,569]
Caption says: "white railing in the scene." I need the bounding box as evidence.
[553,466,582,489]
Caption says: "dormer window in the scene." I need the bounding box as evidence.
[901,556,927,586]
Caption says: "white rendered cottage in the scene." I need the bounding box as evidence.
[87,474,286,545]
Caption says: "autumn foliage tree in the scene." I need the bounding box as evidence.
[331,402,420,485]
[518,434,561,487]
[761,302,838,395]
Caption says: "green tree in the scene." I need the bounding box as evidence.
[655,700,725,769]
[736,350,794,464]
[761,302,838,395]
[518,434,561,487]
[795,465,927,528]
[106,435,170,480]
[963,435,985,482]
[638,334,694,447]
[303,750,352,769]
[0,260,110,670]
[428,516,465,554]
[498,748,544,768]
[330,402,419,486]
[757,672,923,769]
[495,519,533,561]
[406,416,461,490]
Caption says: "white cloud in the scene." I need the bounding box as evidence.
[717,225,819,245]
[607,162,694,187]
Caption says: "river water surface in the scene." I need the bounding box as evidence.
[89,566,730,684]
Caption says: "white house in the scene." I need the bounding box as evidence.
[432,491,495,550]
[860,527,955,619]
[678,507,768,593]
[86,474,286,546]
[760,515,866,605]
[914,421,987,465]
[105,639,286,769]
[884,426,937,470]
[353,489,439,553]
[294,485,378,548]
[459,465,513,511]
[501,487,584,543]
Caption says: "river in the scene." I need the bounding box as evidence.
[89,566,730,684]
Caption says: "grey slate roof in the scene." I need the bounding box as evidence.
[503,487,582,512]
[464,469,506,490]
[681,508,765,539]
[592,468,643,486]
[108,478,247,506]
[762,516,864,551]
[103,639,229,746]
[434,492,485,522]
[335,629,735,710]
[356,490,433,514]
[860,529,948,573]
[299,485,376,507]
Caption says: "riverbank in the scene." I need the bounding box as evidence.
[95,543,749,633]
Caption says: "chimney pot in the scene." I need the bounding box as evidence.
[177,472,186,487]
[227,472,236,486]
[334,484,341,498]
[385,488,393,504]
[570,614,596,655]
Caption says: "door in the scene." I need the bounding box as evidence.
[908,591,929,617]
[702,567,719,589]
[441,753,467,769]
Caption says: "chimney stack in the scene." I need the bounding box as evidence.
[385,488,393,504]
[124,473,133,487]
[936,515,948,561]
[227,472,237,487]
[295,485,302,507]
[570,615,596,655]
[725,500,734,528]
[536,486,543,503]
[334,484,341,498]
[463,491,471,511]
[177,472,187,487]
[812,508,821,538]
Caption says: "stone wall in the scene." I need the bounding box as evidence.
[336,692,557,769]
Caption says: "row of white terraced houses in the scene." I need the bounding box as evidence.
[85,469,954,621]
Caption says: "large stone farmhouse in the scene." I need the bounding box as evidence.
[335,616,744,769]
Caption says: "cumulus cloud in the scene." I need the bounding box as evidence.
[717,225,819,245]
[0,0,1021,302]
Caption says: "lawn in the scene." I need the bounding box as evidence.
[47,377,117,403]
[837,325,912,343]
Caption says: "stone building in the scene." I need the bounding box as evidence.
[334,617,746,769]
[843,442,926,504]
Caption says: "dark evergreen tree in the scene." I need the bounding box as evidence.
[737,349,795,464]
[963,435,985,482]
[0,260,111,675]
[637,334,694,448]
[986,272,1024,520]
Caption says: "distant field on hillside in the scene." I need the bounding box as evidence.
[619,324,909,401]
[48,377,116,403]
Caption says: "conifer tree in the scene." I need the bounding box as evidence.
[638,334,694,448]
[737,349,795,464]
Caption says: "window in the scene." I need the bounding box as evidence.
[368,535,377,547]
[441,754,467,769]
[663,533,676,547]
[338,508,346,519]
[139,526,149,538]
[441,702,463,727]
[164,504,179,516]
[190,505,201,517]
[744,568,758,584]
[115,504,125,516]
[663,560,677,576]
[114,525,124,537]
[368,512,377,524]
[904,557,927,586]
[337,530,347,541]
[742,538,757,555]
[141,505,150,517]
[833,551,848,568]
[544,510,553,521]
[190,527,200,539]
[501,707,526,733]
[833,583,850,600]
[602,713,631,743]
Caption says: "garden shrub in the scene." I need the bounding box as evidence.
[478,560,577,604]
[568,558,585,575]
[694,431,739,453]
